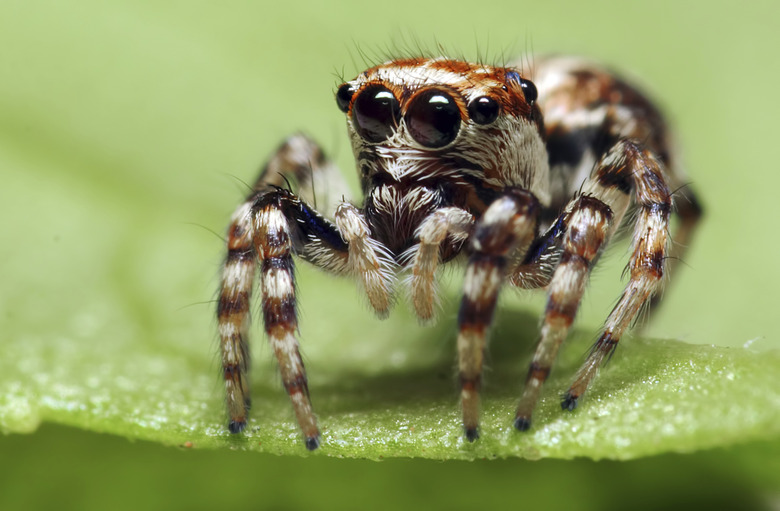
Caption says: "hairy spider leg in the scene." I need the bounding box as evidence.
[219,189,342,449]
[457,191,539,440]
[334,202,397,318]
[407,207,474,322]
[643,185,703,318]
[255,133,350,217]
[563,140,671,409]
[254,194,321,449]
[513,139,672,429]
[514,144,631,429]
[219,135,359,449]
[218,201,256,434]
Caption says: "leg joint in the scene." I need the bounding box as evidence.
[593,332,619,357]
[284,375,310,397]
[527,362,551,383]
[459,374,482,392]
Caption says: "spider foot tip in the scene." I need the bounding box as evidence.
[464,427,480,442]
[561,393,579,411]
[305,435,321,451]
[513,416,532,432]
[228,419,247,434]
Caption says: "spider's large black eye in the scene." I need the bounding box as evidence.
[336,83,355,113]
[351,85,400,143]
[406,89,461,148]
[519,78,538,104]
[468,96,499,125]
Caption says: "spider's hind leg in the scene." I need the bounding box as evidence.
[514,139,671,430]
[562,141,672,410]
[642,183,703,320]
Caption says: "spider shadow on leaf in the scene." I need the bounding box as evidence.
[241,274,684,432]
[294,305,594,416]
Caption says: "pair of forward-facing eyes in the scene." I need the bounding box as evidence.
[335,79,538,149]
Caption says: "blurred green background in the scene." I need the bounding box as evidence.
[1,0,779,509]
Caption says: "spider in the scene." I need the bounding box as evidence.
[217,55,702,450]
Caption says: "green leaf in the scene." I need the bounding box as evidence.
[3,284,779,461]
[1,0,779,466]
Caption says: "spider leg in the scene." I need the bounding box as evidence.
[513,140,671,429]
[334,202,396,318]
[513,192,627,430]
[253,133,350,217]
[407,207,474,322]
[218,135,354,449]
[643,185,703,318]
[509,215,567,289]
[254,194,322,449]
[218,201,256,435]
[220,189,346,449]
[562,141,671,410]
[457,191,539,441]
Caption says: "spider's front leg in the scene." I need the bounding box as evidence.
[407,207,474,322]
[218,200,256,435]
[457,191,539,440]
[514,139,671,430]
[334,203,396,318]
[219,190,338,449]
[217,135,353,450]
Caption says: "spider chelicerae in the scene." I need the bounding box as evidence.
[217,55,702,450]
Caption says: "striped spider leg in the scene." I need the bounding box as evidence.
[514,141,668,429]
[512,56,703,430]
[217,134,362,450]
[217,54,701,448]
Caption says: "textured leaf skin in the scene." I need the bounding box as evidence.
[2,266,779,461]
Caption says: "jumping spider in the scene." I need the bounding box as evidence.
[217,55,701,450]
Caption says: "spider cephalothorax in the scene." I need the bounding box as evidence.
[338,59,549,261]
[217,55,701,449]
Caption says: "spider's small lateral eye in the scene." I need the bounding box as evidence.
[519,78,538,104]
[406,89,461,148]
[351,85,400,143]
[468,96,500,125]
[336,83,355,113]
